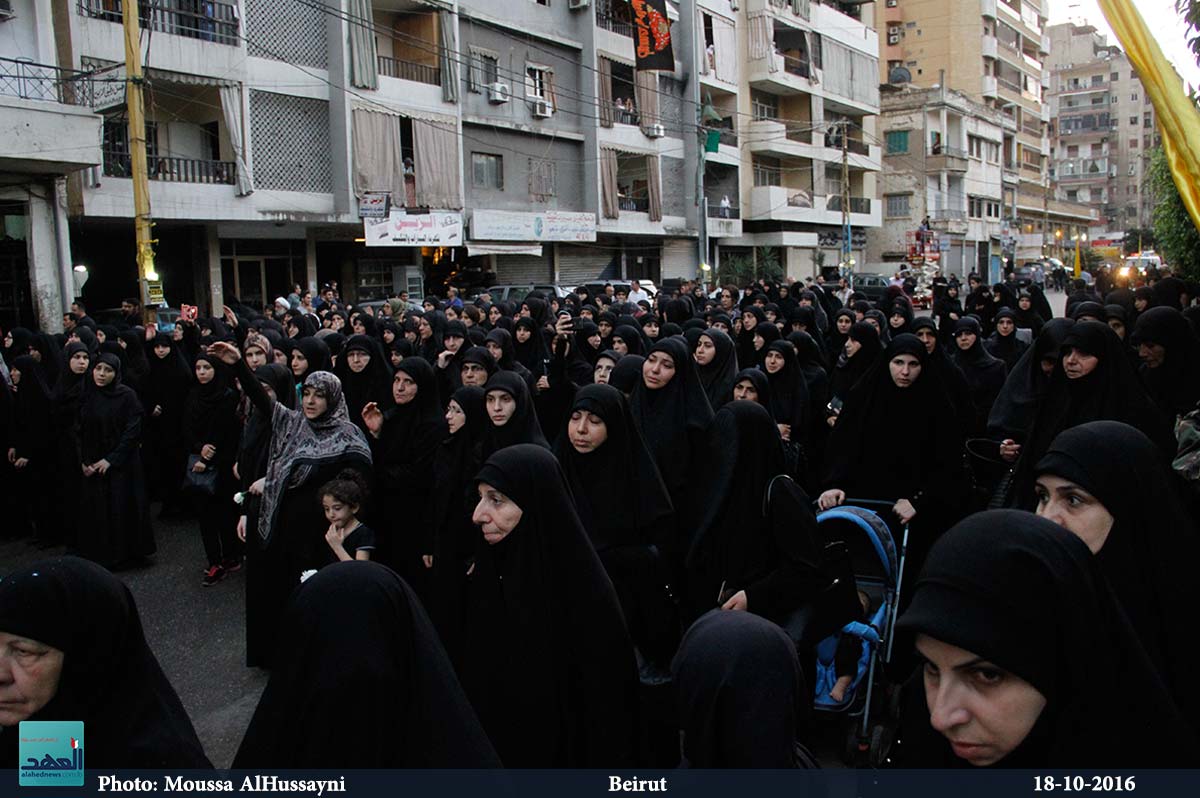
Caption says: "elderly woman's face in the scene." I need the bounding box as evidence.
[0,631,64,726]
[916,634,1047,767]
[392,370,417,405]
[445,399,466,434]
[472,482,523,545]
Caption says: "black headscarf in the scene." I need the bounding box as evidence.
[984,307,1029,372]
[333,334,394,432]
[233,562,499,767]
[687,401,828,622]
[611,324,646,358]
[483,328,529,377]
[736,306,766,367]
[695,328,739,410]
[829,321,883,404]
[554,383,673,552]
[1009,322,1174,507]
[762,339,810,437]
[0,557,210,768]
[464,445,638,766]
[951,317,1008,435]
[417,310,447,364]
[824,335,963,510]
[1131,306,1200,416]
[629,337,715,501]
[481,370,549,456]
[378,357,446,474]
[672,609,809,768]
[609,353,645,395]
[732,367,772,411]
[1034,421,1200,724]
[291,337,331,386]
[512,316,548,378]
[987,318,1074,442]
[894,511,1196,767]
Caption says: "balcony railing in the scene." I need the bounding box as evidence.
[1021,161,1043,174]
[928,145,968,159]
[78,0,239,47]
[716,127,738,147]
[782,55,812,79]
[829,133,871,156]
[377,55,440,86]
[827,196,872,214]
[618,196,649,212]
[997,76,1022,93]
[707,202,741,219]
[930,208,967,221]
[596,11,634,38]
[0,56,96,106]
[103,150,237,185]
[1021,120,1043,137]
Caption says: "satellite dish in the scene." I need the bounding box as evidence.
[889,66,912,84]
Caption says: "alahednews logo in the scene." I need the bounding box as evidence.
[18,721,84,787]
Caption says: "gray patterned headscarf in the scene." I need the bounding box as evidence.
[256,371,372,543]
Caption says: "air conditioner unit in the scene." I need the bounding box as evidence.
[531,98,553,118]
[568,0,589,8]
[646,123,665,138]
[0,0,12,19]
[487,82,511,104]
[887,30,901,45]
[729,0,738,9]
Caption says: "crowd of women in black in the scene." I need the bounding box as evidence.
[2,268,1199,770]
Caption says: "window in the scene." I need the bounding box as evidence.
[751,91,778,121]
[1091,74,1103,86]
[1067,189,1078,201]
[885,129,909,155]
[987,200,1001,219]
[1129,138,1138,149]
[986,141,1000,163]
[968,135,984,159]
[468,47,500,92]
[753,157,781,187]
[969,196,984,218]
[526,66,549,100]
[472,153,504,189]
[528,158,556,199]
[1110,72,1119,81]
[1130,116,1138,125]
[885,193,911,217]
[533,0,549,5]
[1144,112,1153,129]
[1131,93,1138,101]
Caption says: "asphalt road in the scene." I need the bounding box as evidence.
[0,513,267,768]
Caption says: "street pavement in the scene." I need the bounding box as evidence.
[0,287,1068,768]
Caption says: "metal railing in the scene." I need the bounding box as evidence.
[377,55,440,86]
[707,202,740,219]
[997,76,1022,93]
[827,197,872,214]
[0,56,96,106]
[618,196,650,212]
[716,127,738,147]
[78,0,239,47]
[782,55,812,79]
[103,150,236,185]
[1021,161,1043,174]
[927,145,968,158]
[930,208,967,221]
[1021,120,1043,136]
[596,11,634,38]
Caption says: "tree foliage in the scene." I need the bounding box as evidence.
[1122,228,1156,255]
[1148,146,1200,279]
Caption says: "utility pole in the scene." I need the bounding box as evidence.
[122,0,161,321]
[841,120,851,275]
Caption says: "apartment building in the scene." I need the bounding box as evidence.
[0,0,101,328]
[867,86,1006,281]
[0,0,880,326]
[873,0,1100,262]
[1046,21,1160,236]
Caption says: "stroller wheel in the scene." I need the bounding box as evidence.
[868,725,894,768]
[842,722,862,766]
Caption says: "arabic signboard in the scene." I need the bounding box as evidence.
[471,210,597,242]
[358,192,391,219]
[364,211,463,247]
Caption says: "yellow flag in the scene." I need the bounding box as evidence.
[1098,0,1200,234]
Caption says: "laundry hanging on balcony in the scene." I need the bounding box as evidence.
[631,0,674,72]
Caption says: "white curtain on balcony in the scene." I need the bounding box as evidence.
[348,0,378,90]
[712,16,738,84]
[600,149,620,219]
[219,84,254,196]
[635,70,659,131]
[439,11,459,104]
[351,109,404,199]
[413,117,462,208]
[647,155,662,222]
[747,12,778,73]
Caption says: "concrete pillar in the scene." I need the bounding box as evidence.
[26,186,66,331]
[206,225,223,316]
[305,229,319,295]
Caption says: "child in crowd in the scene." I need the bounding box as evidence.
[829,590,872,702]
[319,470,376,563]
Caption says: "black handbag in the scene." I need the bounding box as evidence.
[181,454,218,495]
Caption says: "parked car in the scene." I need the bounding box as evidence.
[574,280,659,299]
[476,284,574,303]
[355,298,424,316]
[849,273,891,303]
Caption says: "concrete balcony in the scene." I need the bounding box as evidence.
[982,0,998,19]
[748,185,879,228]
[982,75,999,99]
[929,208,969,236]
[748,53,819,97]
[0,59,101,175]
[1040,33,1051,55]
[1041,71,1051,89]
[926,146,969,173]
[706,202,743,239]
[982,36,998,60]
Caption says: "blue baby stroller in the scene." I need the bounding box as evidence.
[812,498,909,767]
